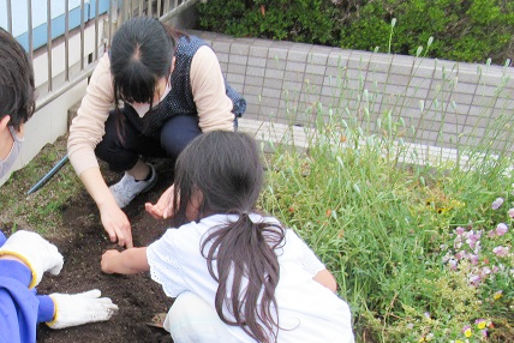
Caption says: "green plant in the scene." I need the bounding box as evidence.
[197,0,337,44]
[197,0,514,64]
[254,77,513,341]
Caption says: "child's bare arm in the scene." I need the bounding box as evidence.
[313,269,338,293]
[101,247,149,274]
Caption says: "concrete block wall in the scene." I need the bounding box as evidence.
[194,30,514,153]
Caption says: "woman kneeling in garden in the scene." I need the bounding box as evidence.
[101,131,354,342]
[67,17,245,249]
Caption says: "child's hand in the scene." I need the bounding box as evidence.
[145,184,175,219]
[101,249,121,274]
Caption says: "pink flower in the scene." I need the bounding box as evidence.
[508,208,514,218]
[473,241,481,254]
[455,226,465,235]
[469,254,479,265]
[469,274,481,286]
[495,223,508,236]
[488,230,496,238]
[480,267,491,278]
[491,197,504,210]
[455,251,466,260]
[448,258,458,270]
[466,230,481,249]
[481,329,488,338]
[492,246,509,257]
[492,266,499,273]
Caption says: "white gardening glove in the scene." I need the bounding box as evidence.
[0,230,63,288]
[47,289,119,329]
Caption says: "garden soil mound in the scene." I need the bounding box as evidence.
[37,163,174,343]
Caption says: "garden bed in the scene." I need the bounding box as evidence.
[36,176,174,343]
[0,138,175,342]
[1,128,512,342]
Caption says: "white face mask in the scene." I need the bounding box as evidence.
[0,126,23,178]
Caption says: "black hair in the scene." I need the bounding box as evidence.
[172,131,285,343]
[110,17,188,141]
[110,17,174,107]
[0,28,35,130]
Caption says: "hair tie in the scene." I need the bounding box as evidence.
[240,211,255,224]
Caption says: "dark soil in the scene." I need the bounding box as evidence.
[36,161,175,342]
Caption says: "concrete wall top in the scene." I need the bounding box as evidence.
[193,30,513,154]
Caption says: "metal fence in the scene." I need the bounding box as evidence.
[1,0,200,112]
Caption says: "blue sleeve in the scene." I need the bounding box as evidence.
[0,231,6,246]
[0,260,39,343]
[36,295,55,323]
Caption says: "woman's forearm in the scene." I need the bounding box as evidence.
[79,167,117,208]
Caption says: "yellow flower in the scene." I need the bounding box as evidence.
[464,327,472,338]
[477,321,486,330]
[418,337,426,343]
[493,290,503,300]
[455,340,464,343]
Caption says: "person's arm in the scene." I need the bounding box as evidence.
[313,269,338,293]
[285,229,339,292]
[101,247,149,275]
[67,54,133,248]
[0,260,39,343]
[68,53,114,175]
[36,295,55,323]
[190,46,235,132]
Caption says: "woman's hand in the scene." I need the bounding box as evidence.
[78,168,133,248]
[101,249,121,274]
[145,184,175,219]
[99,203,133,248]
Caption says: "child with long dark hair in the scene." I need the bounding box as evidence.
[101,131,354,343]
[68,17,245,248]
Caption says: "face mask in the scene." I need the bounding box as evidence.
[0,126,23,179]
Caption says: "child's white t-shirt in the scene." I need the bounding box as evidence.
[147,213,354,343]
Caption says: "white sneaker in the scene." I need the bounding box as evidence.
[109,164,157,208]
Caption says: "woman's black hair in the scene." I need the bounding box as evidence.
[110,17,186,140]
[110,17,173,106]
[0,28,35,130]
[172,131,285,343]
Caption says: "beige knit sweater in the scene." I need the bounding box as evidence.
[68,46,235,176]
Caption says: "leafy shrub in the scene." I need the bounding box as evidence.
[197,0,337,44]
[197,0,513,64]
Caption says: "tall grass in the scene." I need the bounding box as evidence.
[257,26,513,341]
[259,108,512,341]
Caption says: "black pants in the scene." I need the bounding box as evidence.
[95,109,201,172]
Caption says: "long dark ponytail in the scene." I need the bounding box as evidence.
[172,131,285,343]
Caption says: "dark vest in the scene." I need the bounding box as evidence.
[123,35,246,136]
